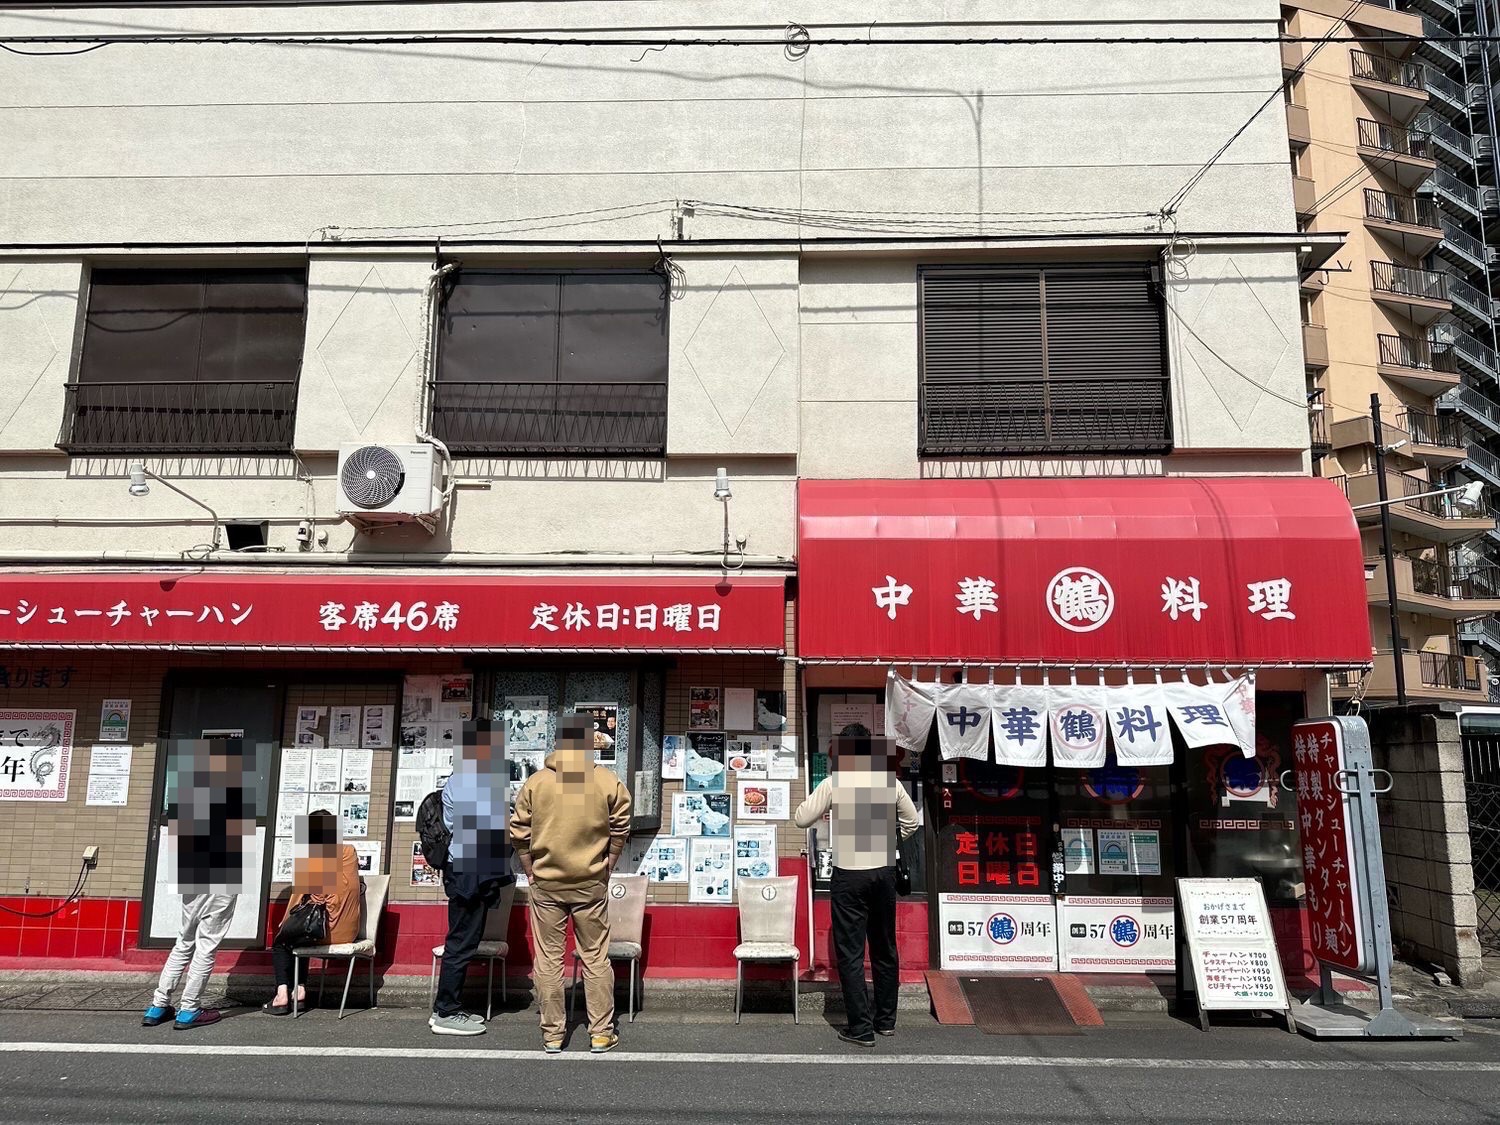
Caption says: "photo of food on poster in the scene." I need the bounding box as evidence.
[662,735,687,780]
[575,702,619,764]
[340,748,373,794]
[684,732,726,793]
[502,695,551,751]
[723,688,755,732]
[726,737,769,779]
[362,705,393,749]
[329,706,361,749]
[400,723,430,751]
[441,674,475,720]
[671,792,732,837]
[688,686,722,731]
[733,824,778,880]
[755,691,788,732]
[737,780,790,820]
[410,840,440,887]
[637,837,689,883]
[688,837,734,903]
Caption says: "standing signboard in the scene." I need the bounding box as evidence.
[1177,877,1292,1031]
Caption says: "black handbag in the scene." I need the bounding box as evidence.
[894,851,913,897]
[276,899,329,948]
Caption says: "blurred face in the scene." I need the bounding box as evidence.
[294,814,341,893]
[556,717,590,790]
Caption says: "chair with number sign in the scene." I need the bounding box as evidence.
[428,882,516,1021]
[570,872,648,1023]
[293,874,389,1020]
[733,876,799,1024]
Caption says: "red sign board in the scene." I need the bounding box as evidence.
[1292,719,1368,974]
[0,573,786,653]
[797,477,1373,665]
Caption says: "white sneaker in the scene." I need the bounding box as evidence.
[430,1011,487,1036]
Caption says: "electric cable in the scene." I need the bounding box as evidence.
[0,861,90,919]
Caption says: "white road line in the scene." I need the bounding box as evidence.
[0,1043,1492,1070]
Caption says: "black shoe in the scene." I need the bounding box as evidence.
[838,1028,876,1047]
[875,1027,896,1037]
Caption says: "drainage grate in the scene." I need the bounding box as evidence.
[958,976,1082,1036]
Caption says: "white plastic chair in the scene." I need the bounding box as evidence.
[292,874,389,1020]
[570,873,648,1022]
[428,882,517,1021]
[733,876,799,1024]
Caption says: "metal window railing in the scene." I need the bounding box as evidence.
[1399,408,1465,448]
[426,380,668,456]
[918,380,1171,456]
[57,380,299,454]
[1378,332,1460,372]
[1440,218,1488,263]
[1372,261,1450,302]
[1446,272,1492,317]
[1433,322,1498,372]
[1351,49,1427,91]
[1424,165,1482,210]
[1420,650,1482,691]
[1308,388,1330,455]
[1357,117,1434,159]
[1364,188,1440,228]
[1456,565,1500,599]
[1410,556,1451,597]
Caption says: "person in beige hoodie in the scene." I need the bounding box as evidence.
[510,715,632,1053]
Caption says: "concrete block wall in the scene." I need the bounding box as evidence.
[1369,708,1484,986]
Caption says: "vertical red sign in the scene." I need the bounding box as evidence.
[1292,720,1368,974]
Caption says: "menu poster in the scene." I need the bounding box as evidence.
[723,688,755,733]
[637,837,689,883]
[351,841,383,875]
[736,780,790,820]
[755,691,788,733]
[84,746,133,807]
[503,696,551,751]
[575,702,620,765]
[767,738,800,781]
[662,735,687,780]
[1178,877,1291,1015]
[440,674,475,721]
[689,687,722,731]
[684,733,727,794]
[340,748,374,795]
[310,748,343,793]
[410,841,440,887]
[688,836,734,903]
[727,737,768,779]
[362,705,394,749]
[733,824,778,880]
[329,706,361,750]
[671,792,731,838]
[340,794,371,839]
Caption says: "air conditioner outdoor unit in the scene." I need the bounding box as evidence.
[336,443,443,529]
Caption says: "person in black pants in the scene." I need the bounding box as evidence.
[794,731,919,1046]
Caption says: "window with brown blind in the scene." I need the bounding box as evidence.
[59,266,307,454]
[433,269,669,456]
[918,264,1171,456]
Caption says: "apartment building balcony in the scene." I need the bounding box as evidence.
[1419,164,1482,219]
[1378,332,1462,393]
[1333,650,1489,705]
[1343,468,1495,541]
[1431,321,1498,377]
[1366,555,1500,618]
[1309,388,1331,459]
[1437,217,1489,272]
[1352,50,1429,121]
[1331,409,1465,467]
[1357,118,1437,189]
[1371,261,1451,325]
[1286,102,1311,146]
[1445,272,1495,326]
[1303,321,1329,369]
[1364,188,1443,254]
[1294,174,1317,218]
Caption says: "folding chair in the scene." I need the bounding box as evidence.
[293,874,389,1020]
[570,873,648,1023]
[429,883,517,1021]
[732,876,799,1024]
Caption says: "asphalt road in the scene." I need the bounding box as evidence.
[0,1008,1496,1124]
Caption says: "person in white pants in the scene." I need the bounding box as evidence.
[144,892,238,1029]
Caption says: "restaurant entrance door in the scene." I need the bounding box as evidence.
[925,749,1180,974]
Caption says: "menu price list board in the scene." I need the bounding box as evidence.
[1178,877,1290,1014]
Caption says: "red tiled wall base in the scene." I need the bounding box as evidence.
[0,895,142,959]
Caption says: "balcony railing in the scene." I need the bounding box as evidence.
[1357,117,1434,159]
[919,380,1171,455]
[1416,111,1476,161]
[1372,260,1449,302]
[1420,650,1483,691]
[1395,468,1467,518]
[1364,188,1440,228]
[1456,565,1500,598]
[1425,68,1468,109]
[1422,165,1482,212]
[1378,332,1460,372]
[1351,49,1427,91]
[1309,388,1330,456]
[1433,322,1498,373]
[1446,272,1493,321]
[57,380,299,454]
[1400,408,1465,448]
[1453,384,1500,432]
[1410,556,1452,596]
[1439,218,1489,267]
[426,380,668,456]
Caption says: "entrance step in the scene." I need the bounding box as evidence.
[925,971,1107,1027]
[1075,973,1174,1013]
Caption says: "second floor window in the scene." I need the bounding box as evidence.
[60,267,307,454]
[433,270,669,456]
[919,264,1170,456]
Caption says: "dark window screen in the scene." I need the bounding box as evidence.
[919,264,1169,455]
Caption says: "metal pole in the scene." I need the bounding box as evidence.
[1370,393,1407,707]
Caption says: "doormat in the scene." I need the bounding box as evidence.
[958,976,1084,1036]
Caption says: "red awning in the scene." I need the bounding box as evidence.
[0,573,787,653]
[797,477,1372,666]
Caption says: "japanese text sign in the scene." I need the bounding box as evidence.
[0,709,75,802]
[0,574,786,652]
[1292,718,1375,975]
[938,893,1058,971]
[1178,877,1290,1012]
[797,477,1372,664]
[1058,896,1176,973]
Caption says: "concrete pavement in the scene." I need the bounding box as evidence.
[0,1006,1496,1124]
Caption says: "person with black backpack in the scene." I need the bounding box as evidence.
[423,721,512,1036]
